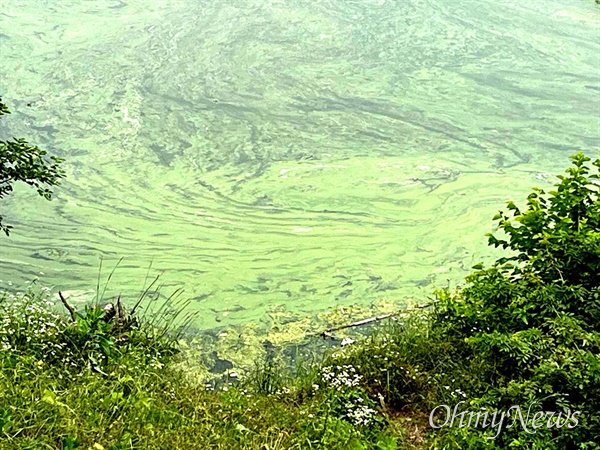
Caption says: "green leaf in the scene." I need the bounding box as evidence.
[41,389,57,404]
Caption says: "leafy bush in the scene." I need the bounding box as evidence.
[431,153,600,448]
[488,152,599,291]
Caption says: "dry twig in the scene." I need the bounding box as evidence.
[58,291,76,322]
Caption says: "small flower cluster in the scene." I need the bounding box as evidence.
[322,364,362,390]
[148,355,164,369]
[398,364,422,381]
[321,364,380,428]
[0,289,65,353]
[450,388,467,399]
[344,401,378,426]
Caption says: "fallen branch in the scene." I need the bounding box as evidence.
[321,313,396,337]
[319,301,436,338]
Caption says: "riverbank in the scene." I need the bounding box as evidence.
[1,154,598,449]
[0,286,426,449]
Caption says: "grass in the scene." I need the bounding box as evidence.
[0,286,419,450]
[0,281,597,449]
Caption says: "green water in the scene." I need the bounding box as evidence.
[1,0,599,330]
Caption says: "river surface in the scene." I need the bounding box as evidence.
[1,0,599,330]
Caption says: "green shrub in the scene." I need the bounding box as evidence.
[431,153,600,448]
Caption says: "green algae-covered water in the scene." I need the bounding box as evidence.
[1,0,599,330]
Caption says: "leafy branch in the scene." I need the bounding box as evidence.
[0,98,65,235]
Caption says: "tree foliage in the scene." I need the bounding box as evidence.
[0,98,65,236]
